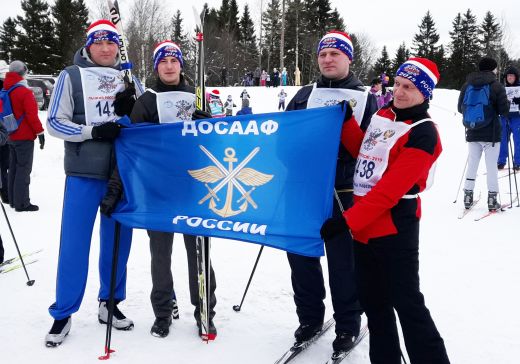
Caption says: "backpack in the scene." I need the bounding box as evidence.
[0,84,25,134]
[461,84,493,129]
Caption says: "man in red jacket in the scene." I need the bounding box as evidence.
[3,60,44,212]
[321,58,450,364]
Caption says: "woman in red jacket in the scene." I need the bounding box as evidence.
[3,60,44,211]
[321,58,450,364]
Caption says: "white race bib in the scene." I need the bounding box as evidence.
[307,84,368,125]
[506,86,520,113]
[79,67,125,126]
[353,115,432,197]
[148,90,195,123]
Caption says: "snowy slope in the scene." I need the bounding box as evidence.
[1,87,519,364]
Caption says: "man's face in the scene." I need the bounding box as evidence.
[89,40,118,66]
[393,76,425,109]
[507,74,516,85]
[157,56,181,85]
[318,48,351,80]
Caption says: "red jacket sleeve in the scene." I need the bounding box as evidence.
[341,117,364,158]
[22,89,44,135]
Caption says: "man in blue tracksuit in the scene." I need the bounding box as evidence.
[44,20,144,347]
[498,66,520,170]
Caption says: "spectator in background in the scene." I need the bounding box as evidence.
[459,57,509,211]
[278,89,288,110]
[254,67,261,86]
[240,88,250,108]
[272,68,280,87]
[281,67,288,86]
[4,60,44,212]
[0,76,9,204]
[224,94,236,116]
[236,98,252,115]
[497,66,520,170]
[370,77,393,109]
[294,66,301,86]
[260,70,267,87]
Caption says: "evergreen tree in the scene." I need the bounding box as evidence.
[391,42,410,76]
[0,17,19,63]
[262,0,281,73]
[329,8,345,31]
[171,9,194,82]
[16,0,59,74]
[373,46,392,82]
[479,11,502,59]
[239,4,259,71]
[52,0,89,70]
[171,10,188,46]
[412,10,440,59]
[446,10,480,88]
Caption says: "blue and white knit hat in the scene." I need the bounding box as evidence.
[317,31,354,61]
[395,57,440,99]
[153,41,184,70]
[85,20,120,48]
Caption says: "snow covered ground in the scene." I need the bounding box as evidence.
[1,86,519,363]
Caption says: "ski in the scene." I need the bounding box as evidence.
[457,192,482,219]
[0,259,38,274]
[324,325,369,364]
[273,318,335,364]
[193,6,213,342]
[473,196,519,221]
[107,0,133,85]
[0,249,43,268]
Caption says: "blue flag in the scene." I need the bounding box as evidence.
[112,105,346,257]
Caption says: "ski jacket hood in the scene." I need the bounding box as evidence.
[503,66,520,86]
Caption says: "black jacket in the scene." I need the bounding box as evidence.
[130,75,194,124]
[286,73,378,189]
[458,71,509,143]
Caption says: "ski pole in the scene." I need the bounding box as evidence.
[430,102,458,116]
[506,119,520,207]
[99,221,121,360]
[453,156,468,203]
[0,202,35,286]
[233,245,264,312]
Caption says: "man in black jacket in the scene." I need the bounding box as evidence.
[458,57,509,211]
[103,40,217,339]
[285,30,378,353]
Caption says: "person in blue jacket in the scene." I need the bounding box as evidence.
[498,66,520,170]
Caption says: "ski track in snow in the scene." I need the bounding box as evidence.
[1,86,519,363]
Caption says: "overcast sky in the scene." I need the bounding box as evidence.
[1,0,518,59]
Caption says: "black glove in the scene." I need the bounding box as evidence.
[320,217,349,242]
[512,97,520,105]
[38,134,45,149]
[92,122,121,140]
[100,189,121,217]
[113,83,136,117]
[192,109,212,120]
[340,100,354,121]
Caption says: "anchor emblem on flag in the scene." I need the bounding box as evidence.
[188,146,274,218]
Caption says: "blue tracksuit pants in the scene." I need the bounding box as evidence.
[49,176,133,320]
[498,114,520,166]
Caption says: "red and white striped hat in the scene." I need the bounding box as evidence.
[153,41,184,70]
[317,31,354,60]
[85,20,119,47]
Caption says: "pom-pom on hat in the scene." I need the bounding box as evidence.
[209,89,220,98]
[153,41,184,70]
[317,31,354,61]
[85,20,120,48]
[395,57,440,99]
[478,57,498,72]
